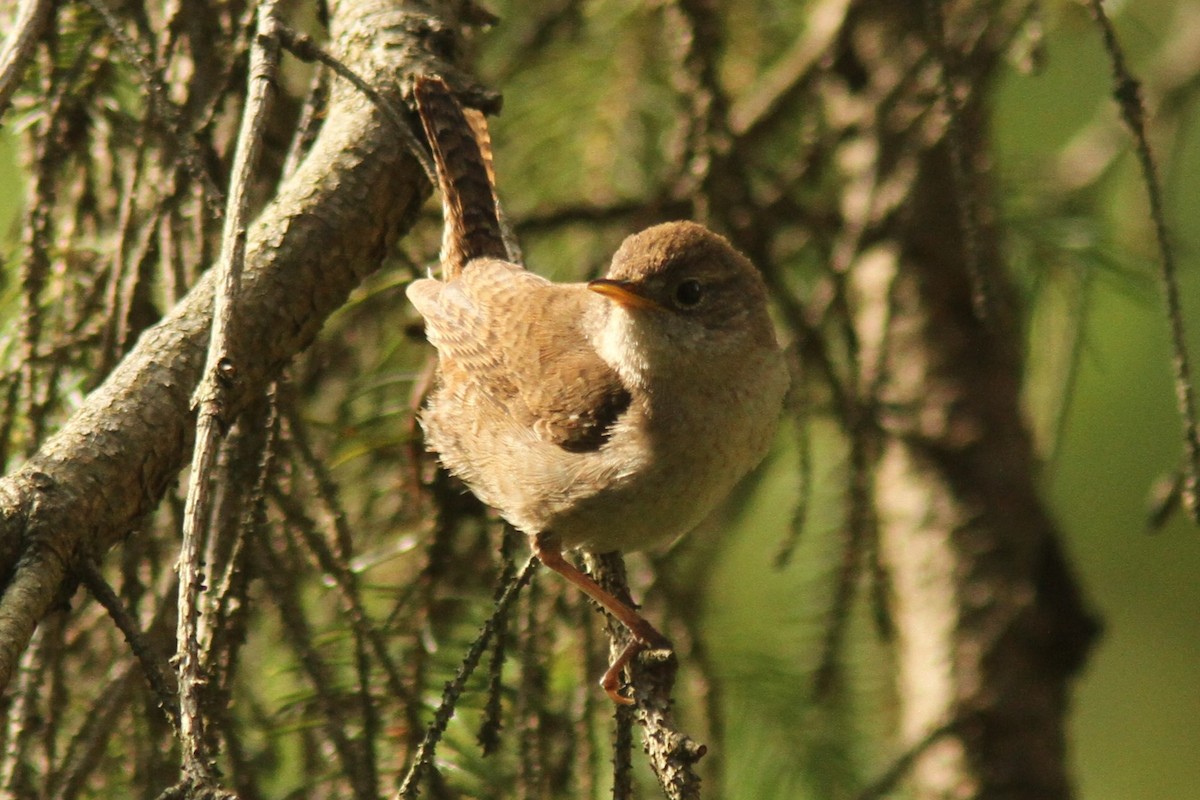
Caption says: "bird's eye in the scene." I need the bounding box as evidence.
[674,279,704,308]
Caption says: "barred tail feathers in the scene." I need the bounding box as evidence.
[413,76,508,279]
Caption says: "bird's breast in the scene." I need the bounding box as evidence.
[544,348,788,552]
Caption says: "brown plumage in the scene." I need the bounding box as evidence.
[408,77,789,703]
[413,76,507,276]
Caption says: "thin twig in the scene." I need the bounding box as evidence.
[17,103,55,455]
[576,595,601,796]
[813,410,876,699]
[856,719,959,800]
[477,529,520,755]
[516,571,546,796]
[396,556,538,800]
[489,0,584,84]
[774,380,812,568]
[664,0,729,210]
[98,150,147,374]
[261,527,375,800]
[0,0,54,115]
[0,626,47,795]
[1087,0,1200,522]
[281,66,331,181]
[267,478,415,706]
[205,394,278,680]
[47,667,137,800]
[590,552,706,800]
[515,197,686,237]
[77,561,180,733]
[176,3,279,790]
[81,0,225,215]
[729,0,851,138]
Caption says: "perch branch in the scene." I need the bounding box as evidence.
[396,556,537,800]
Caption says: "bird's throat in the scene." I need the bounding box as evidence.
[591,306,656,390]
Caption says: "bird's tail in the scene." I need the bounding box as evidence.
[413,76,512,278]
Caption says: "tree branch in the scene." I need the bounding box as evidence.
[176,3,280,788]
[0,0,472,694]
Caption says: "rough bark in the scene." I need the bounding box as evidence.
[0,0,480,694]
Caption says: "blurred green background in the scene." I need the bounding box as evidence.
[669,2,1200,797]
[992,4,1200,797]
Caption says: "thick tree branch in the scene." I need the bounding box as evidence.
[0,0,476,694]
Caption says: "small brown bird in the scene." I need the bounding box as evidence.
[409,77,789,702]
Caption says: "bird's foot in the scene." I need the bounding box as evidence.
[600,634,673,705]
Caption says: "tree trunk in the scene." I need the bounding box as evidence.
[846,4,1101,797]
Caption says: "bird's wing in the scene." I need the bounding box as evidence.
[408,259,631,452]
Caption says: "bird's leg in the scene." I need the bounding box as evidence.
[533,535,671,704]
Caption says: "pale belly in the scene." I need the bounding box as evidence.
[503,367,785,552]
[423,347,789,554]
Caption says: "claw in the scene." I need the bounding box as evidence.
[601,639,646,705]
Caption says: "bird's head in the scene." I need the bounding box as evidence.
[587,222,778,385]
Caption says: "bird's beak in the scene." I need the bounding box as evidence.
[588,278,662,311]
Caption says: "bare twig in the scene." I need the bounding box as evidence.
[281,66,331,181]
[78,561,180,732]
[516,572,546,796]
[81,0,225,215]
[1087,0,1200,523]
[774,384,812,568]
[0,626,47,795]
[11,25,104,452]
[516,198,685,237]
[612,701,635,800]
[47,666,138,800]
[590,553,705,800]
[17,109,55,454]
[260,527,376,800]
[477,529,520,755]
[177,3,279,790]
[204,394,277,683]
[856,719,959,800]
[664,0,729,211]
[276,24,437,184]
[489,0,584,83]
[729,0,851,138]
[267,482,414,706]
[396,555,538,800]
[814,408,880,699]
